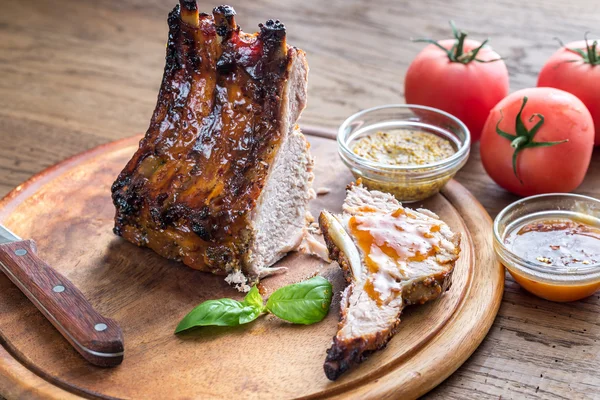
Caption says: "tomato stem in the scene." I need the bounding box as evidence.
[412,21,503,64]
[510,136,528,148]
[555,32,600,66]
[495,96,569,183]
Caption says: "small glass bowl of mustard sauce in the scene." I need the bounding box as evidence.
[338,105,470,202]
[494,193,600,302]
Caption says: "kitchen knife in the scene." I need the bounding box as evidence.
[0,224,123,367]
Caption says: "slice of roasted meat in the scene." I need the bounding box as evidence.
[319,184,461,380]
[111,1,312,290]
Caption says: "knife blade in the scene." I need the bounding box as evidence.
[0,224,19,245]
[0,223,124,367]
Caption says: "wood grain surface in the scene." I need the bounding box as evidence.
[0,0,599,399]
[0,131,502,399]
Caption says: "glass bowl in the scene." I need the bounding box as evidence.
[337,104,470,203]
[493,193,600,302]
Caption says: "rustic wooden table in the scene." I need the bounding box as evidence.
[1,0,599,399]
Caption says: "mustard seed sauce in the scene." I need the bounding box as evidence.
[352,130,456,166]
[349,130,458,201]
[504,218,600,268]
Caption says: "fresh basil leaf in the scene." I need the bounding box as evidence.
[175,277,332,334]
[242,285,265,311]
[239,305,263,325]
[239,286,265,324]
[266,276,333,325]
[175,286,267,333]
[175,299,245,333]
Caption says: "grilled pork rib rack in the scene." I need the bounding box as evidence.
[111,1,312,290]
[319,184,461,380]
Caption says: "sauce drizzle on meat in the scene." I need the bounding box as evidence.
[348,208,442,304]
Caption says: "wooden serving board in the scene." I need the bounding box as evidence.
[0,127,504,400]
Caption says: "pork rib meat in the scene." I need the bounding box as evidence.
[319,184,461,380]
[111,1,312,290]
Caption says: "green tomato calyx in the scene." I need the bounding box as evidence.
[496,96,568,184]
[412,21,502,64]
[556,32,600,66]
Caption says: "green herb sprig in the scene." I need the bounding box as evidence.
[175,276,333,333]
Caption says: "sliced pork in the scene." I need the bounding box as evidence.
[319,184,460,380]
[111,1,312,290]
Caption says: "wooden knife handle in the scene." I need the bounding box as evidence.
[0,240,124,367]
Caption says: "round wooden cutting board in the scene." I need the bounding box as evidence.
[0,127,504,400]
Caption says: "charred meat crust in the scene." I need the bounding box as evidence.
[111,2,298,276]
[324,313,401,381]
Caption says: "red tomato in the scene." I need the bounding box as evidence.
[480,87,594,196]
[538,39,600,145]
[405,38,509,142]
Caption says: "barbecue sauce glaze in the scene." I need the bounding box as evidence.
[348,207,443,305]
[111,3,299,275]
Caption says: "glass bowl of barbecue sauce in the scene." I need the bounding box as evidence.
[494,194,600,302]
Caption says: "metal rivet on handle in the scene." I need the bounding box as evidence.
[95,323,108,332]
[52,285,65,293]
[14,249,27,256]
